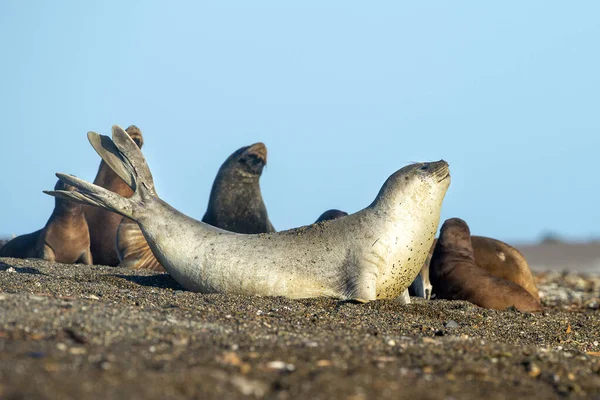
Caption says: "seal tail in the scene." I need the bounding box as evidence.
[44,125,155,221]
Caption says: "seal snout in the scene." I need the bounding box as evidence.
[245,142,268,164]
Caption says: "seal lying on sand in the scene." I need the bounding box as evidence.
[46,125,450,301]
[315,209,348,223]
[409,235,539,301]
[0,180,92,264]
[84,125,144,266]
[202,142,275,233]
[429,218,542,312]
[117,142,276,271]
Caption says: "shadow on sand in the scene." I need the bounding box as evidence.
[113,273,184,290]
[0,262,44,275]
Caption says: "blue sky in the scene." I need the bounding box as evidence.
[1,1,599,243]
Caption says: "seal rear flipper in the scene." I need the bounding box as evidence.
[44,173,140,220]
[87,125,155,194]
[45,124,155,221]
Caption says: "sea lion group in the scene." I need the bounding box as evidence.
[1,124,541,311]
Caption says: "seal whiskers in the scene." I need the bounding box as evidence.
[46,125,450,301]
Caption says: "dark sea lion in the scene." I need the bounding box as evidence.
[315,209,348,223]
[46,125,450,301]
[410,235,540,301]
[84,125,143,266]
[202,142,275,234]
[429,218,542,312]
[0,180,92,264]
[115,141,276,271]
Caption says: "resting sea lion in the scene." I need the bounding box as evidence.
[0,180,92,264]
[409,235,539,301]
[46,125,451,301]
[429,218,542,312]
[84,125,143,266]
[202,142,275,233]
[315,209,348,223]
[116,141,276,271]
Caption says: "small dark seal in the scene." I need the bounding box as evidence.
[429,218,542,312]
[315,209,348,223]
[202,142,275,233]
[0,179,92,264]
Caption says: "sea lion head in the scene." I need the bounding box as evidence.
[373,160,451,211]
[53,177,81,211]
[438,218,474,257]
[125,125,144,149]
[315,209,348,223]
[220,142,268,180]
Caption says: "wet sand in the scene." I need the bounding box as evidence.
[0,257,599,399]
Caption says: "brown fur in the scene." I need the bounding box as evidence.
[84,125,143,266]
[425,236,539,301]
[429,218,542,312]
[117,218,163,271]
[0,180,92,264]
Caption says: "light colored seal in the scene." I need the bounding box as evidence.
[0,180,92,264]
[410,235,539,301]
[84,125,143,266]
[116,141,276,271]
[46,125,451,301]
[429,218,542,312]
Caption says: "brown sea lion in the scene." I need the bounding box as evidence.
[84,125,143,266]
[116,141,275,271]
[409,235,540,301]
[202,142,275,233]
[429,218,542,312]
[0,180,92,264]
[315,209,348,223]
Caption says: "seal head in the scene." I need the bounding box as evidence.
[202,142,275,234]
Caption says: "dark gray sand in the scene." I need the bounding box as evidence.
[0,258,599,400]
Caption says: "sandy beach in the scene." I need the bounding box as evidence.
[0,256,598,399]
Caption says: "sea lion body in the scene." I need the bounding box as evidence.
[202,142,275,234]
[48,125,451,301]
[117,141,275,271]
[84,125,143,266]
[429,218,542,312]
[0,180,92,264]
[410,236,539,301]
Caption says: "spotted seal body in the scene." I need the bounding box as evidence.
[429,218,542,312]
[1,180,92,264]
[47,125,450,301]
[84,125,143,266]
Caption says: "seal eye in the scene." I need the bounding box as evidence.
[419,164,429,172]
